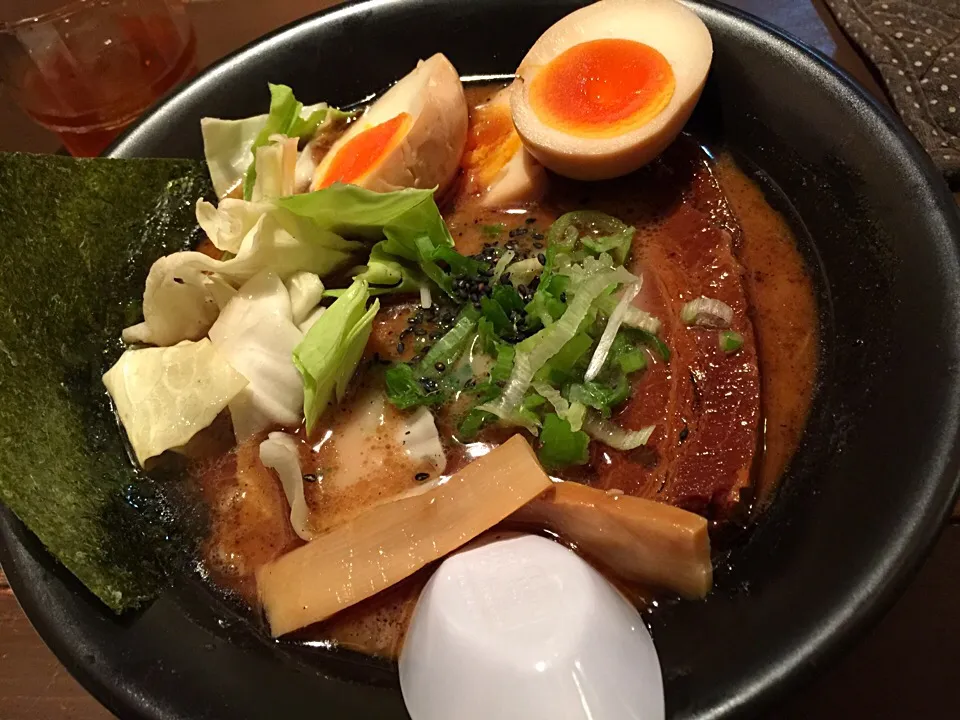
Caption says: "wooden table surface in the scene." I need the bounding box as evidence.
[1,1,959,718]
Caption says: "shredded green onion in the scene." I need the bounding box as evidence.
[478,266,634,423]
[532,381,586,432]
[583,414,655,450]
[596,294,660,334]
[681,296,733,329]
[505,257,544,288]
[585,282,640,381]
[421,311,478,371]
[491,250,516,284]
[419,284,432,309]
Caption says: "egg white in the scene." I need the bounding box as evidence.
[510,0,712,180]
[312,53,468,194]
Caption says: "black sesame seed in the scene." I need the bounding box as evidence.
[525,217,536,224]
[407,316,417,324]
[532,233,544,241]
[560,292,567,303]
[501,274,512,286]
[517,284,528,295]
[173,277,184,285]
[396,341,405,353]
[302,474,318,483]
[679,426,689,442]
[434,362,446,372]
[537,253,546,265]
[415,472,430,481]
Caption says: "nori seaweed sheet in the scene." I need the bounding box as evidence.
[0,153,211,612]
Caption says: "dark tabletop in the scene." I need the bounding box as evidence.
[0,1,958,718]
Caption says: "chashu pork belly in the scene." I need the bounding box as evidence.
[583,139,761,520]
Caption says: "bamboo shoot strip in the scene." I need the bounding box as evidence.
[513,481,712,599]
[257,435,553,636]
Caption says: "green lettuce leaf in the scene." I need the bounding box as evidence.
[354,243,424,294]
[293,278,379,431]
[277,184,455,294]
[277,184,440,240]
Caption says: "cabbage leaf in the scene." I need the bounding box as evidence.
[277,184,454,294]
[250,134,299,202]
[200,83,349,198]
[260,432,314,541]
[195,197,272,254]
[124,212,360,346]
[102,338,248,466]
[285,271,325,326]
[241,85,351,200]
[208,271,304,441]
[293,278,379,432]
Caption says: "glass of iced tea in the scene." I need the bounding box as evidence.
[0,0,197,156]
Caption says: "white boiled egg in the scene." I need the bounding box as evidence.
[400,534,665,720]
[311,54,468,195]
[460,87,547,207]
[510,0,712,181]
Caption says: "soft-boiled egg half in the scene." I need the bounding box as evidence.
[510,0,712,181]
[311,54,468,194]
[460,87,547,207]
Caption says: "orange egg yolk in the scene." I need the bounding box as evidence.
[528,38,675,138]
[461,101,522,190]
[318,112,411,188]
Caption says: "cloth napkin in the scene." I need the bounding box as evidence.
[825,0,960,184]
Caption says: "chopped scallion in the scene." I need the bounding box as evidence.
[719,330,744,353]
[680,296,734,329]
[583,414,655,450]
[537,413,590,470]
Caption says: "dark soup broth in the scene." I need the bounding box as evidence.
[187,84,818,660]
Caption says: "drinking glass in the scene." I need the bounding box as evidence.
[0,0,197,156]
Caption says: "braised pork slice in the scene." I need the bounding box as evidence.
[579,138,761,520]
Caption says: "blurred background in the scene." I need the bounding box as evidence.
[0,0,341,154]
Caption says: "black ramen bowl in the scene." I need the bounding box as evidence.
[2,0,960,718]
